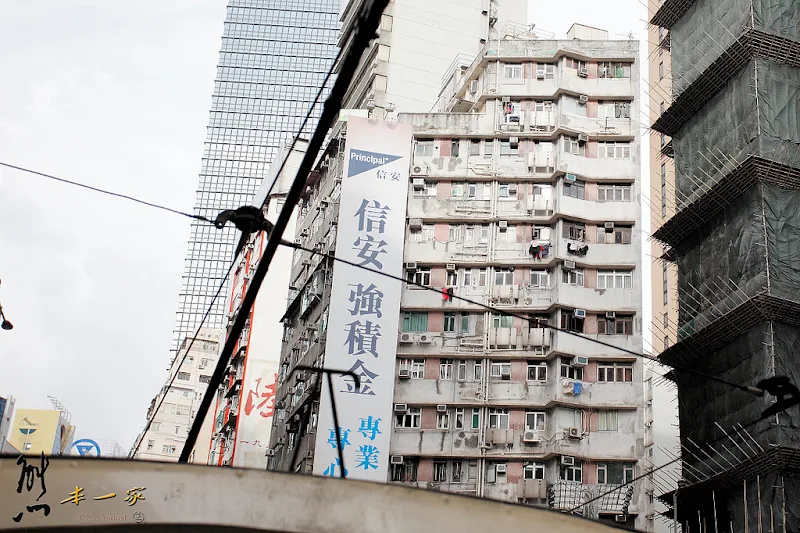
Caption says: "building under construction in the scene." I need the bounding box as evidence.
[650,0,800,530]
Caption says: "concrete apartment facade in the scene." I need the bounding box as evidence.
[269,25,650,530]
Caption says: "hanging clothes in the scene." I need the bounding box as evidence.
[572,382,583,395]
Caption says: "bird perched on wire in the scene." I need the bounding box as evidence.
[213,206,275,258]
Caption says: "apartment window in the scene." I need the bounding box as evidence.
[484,139,494,157]
[402,312,428,332]
[527,362,547,381]
[470,139,481,156]
[524,462,546,480]
[454,408,465,429]
[175,425,181,435]
[562,268,584,287]
[563,179,585,199]
[525,411,546,431]
[163,445,176,455]
[663,312,669,329]
[399,358,425,379]
[563,136,586,156]
[457,360,467,380]
[467,183,478,198]
[408,266,432,286]
[471,408,481,429]
[529,270,550,288]
[176,405,190,416]
[598,184,632,202]
[561,313,584,333]
[451,183,464,198]
[446,270,458,286]
[598,362,633,382]
[597,410,619,431]
[395,407,422,428]
[661,163,667,217]
[597,463,635,484]
[563,95,587,117]
[452,461,463,481]
[598,315,634,335]
[460,313,470,333]
[598,141,632,159]
[146,440,154,451]
[451,139,460,157]
[560,460,583,482]
[598,61,631,78]
[660,101,665,115]
[391,458,418,482]
[433,460,448,482]
[536,63,555,79]
[492,313,513,328]
[559,357,584,380]
[437,411,450,429]
[663,263,668,304]
[504,64,522,79]
[177,372,190,381]
[658,61,664,80]
[474,362,483,381]
[563,221,586,240]
[415,140,433,157]
[500,139,519,156]
[439,359,453,380]
[661,133,667,148]
[597,270,633,289]
[488,408,510,429]
[490,361,512,378]
[664,336,670,349]
[199,375,211,384]
[442,312,457,333]
[597,226,632,244]
[449,224,461,241]
[494,268,514,286]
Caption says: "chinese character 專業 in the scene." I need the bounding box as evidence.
[60,486,85,506]
[348,283,384,318]
[352,235,388,269]
[124,487,146,506]
[358,416,382,441]
[244,372,277,418]
[93,493,116,500]
[16,453,49,501]
[12,504,50,523]
[326,428,352,450]
[354,199,390,234]
[355,445,380,470]
[343,360,379,395]
[322,458,348,478]
[344,320,381,358]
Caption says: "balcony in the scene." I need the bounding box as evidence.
[393,378,460,405]
[390,428,484,457]
[551,431,639,460]
[553,380,641,409]
[558,194,638,225]
[558,114,635,139]
[551,329,641,358]
[404,239,490,264]
[488,285,555,310]
[495,194,555,220]
[487,380,552,406]
[407,196,492,221]
[558,152,638,180]
[401,285,488,310]
[404,112,492,136]
[557,283,638,313]
[487,327,552,353]
[492,241,553,265]
[555,239,638,267]
[559,74,635,100]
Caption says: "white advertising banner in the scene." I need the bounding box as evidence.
[312,117,412,481]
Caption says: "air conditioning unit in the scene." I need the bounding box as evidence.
[568,427,582,439]
[398,368,411,379]
[495,464,507,474]
[394,403,408,413]
[573,356,589,367]
[578,95,588,105]
[578,67,589,78]
[565,173,577,182]
[399,333,414,344]
[564,260,576,270]
[502,96,511,103]
[412,178,425,190]
[536,69,545,79]
[320,196,331,206]
[266,449,276,457]
[501,367,511,379]
[390,455,404,465]
[561,455,575,466]
[446,263,456,271]
[300,229,309,238]
[574,309,586,319]
[418,334,433,344]
[436,404,448,413]
[508,185,518,195]
[498,220,508,230]
[409,218,423,231]
[605,311,616,319]
[509,136,519,145]
[578,133,589,143]
[523,431,542,443]
[412,164,429,176]
[405,262,418,271]
[469,80,479,93]
[605,221,615,230]
[615,515,628,523]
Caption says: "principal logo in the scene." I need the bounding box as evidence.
[347,149,403,178]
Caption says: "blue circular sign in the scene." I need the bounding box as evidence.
[72,438,101,457]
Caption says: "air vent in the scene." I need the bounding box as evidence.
[436,404,447,413]
[390,455,404,465]
[564,260,576,270]
[574,309,586,318]
[561,455,575,465]
[394,403,408,413]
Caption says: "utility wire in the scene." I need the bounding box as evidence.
[282,242,765,398]
[128,258,237,458]
[0,161,211,223]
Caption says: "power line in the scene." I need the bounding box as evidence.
[0,161,210,223]
[281,241,765,398]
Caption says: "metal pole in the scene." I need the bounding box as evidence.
[712,490,719,533]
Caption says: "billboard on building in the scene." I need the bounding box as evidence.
[313,117,412,481]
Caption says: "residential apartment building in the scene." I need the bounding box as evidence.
[0,395,15,453]
[270,25,650,530]
[131,329,220,461]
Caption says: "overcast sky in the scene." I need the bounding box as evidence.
[0,1,652,451]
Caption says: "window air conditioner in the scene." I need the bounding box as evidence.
[606,311,616,319]
[561,455,575,466]
[412,178,425,190]
[390,455,404,465]
[568,427,582,439]
[501,367,511,379]
[495,464,508,474]
[436,404,448,413]
[394,403,408,413]
[578,67,588,78]
[509,136,519,145]
[398,368,411,379]
[523,431,542,443]
[418,333,433,344]
[498,220,508,230]
[578,95,588,105]
[469,80,479,93]
[508,185,518,194]
[300,229,309,238]
[320,196,331,206]
[565,173,577,182]
[536,69,545,79]
[578,133,589,143]
[615,515,628,523]
[564,260,576,270]
[574,309,586,319]
[605,221,615,230]
[446,263,456,271]
[405,262,418,271]
[409,218,423,230]
[573,356,589,367]
[399,333,414,344]
[502,96,511,103]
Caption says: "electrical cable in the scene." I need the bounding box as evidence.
[0,161,211,223]
[128,258,236,458]
[281,241,765,398]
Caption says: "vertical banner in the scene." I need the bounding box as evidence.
[313,117,412,481]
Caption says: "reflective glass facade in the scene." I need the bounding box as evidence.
[173,0,340,351]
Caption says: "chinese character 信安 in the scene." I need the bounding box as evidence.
[354,199,390,234]
[352,235,388,269]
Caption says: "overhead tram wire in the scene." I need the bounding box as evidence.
[178,0,394,463]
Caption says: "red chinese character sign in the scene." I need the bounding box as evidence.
[243,373,277,418]
[235,359,279,468]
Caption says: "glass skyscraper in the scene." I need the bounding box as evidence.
[172,0,340,352]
